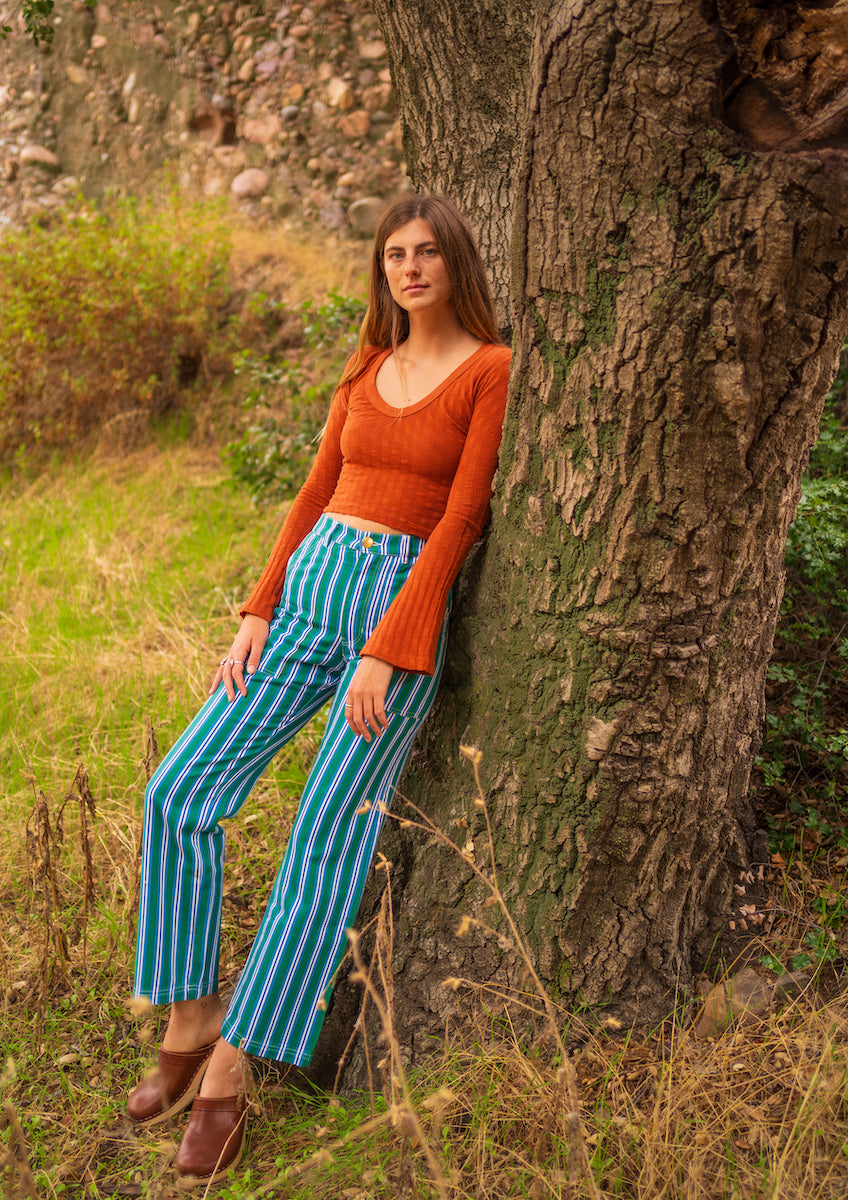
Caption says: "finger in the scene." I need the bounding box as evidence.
[347,699,371,742]
[355,708,372,741]
[221,658,236,703]
[232,660,248,697]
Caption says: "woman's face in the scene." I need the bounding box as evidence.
[381,218,454,318]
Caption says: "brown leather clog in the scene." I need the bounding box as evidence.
[127,1041,217,1127]
[175,1094,248,1187]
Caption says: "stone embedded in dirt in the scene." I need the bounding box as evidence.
[318,197,349,232]
[326,76,353,109]
[243,114,282,144]
[773,969,811,1001]
[338,109,370,139]
[693,966,788,1038]
[20,144,61,171]
[236,16,269,37]
[129,22,157,47]
[213,146,248,170]
[231,167,271,199]
[359,39,386,60]
[257,39,283,60]
[348,195,386,237]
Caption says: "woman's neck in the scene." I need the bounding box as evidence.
[401,310,479,363]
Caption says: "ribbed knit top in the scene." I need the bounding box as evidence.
[240,340,512,674]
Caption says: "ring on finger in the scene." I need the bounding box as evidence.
[219,658,228,666]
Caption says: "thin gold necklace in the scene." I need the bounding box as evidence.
[393,353,414,407]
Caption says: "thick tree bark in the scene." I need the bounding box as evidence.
[371,0,533,325]
[311,0,848,1080]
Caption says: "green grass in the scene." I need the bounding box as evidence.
[0,448,268,805]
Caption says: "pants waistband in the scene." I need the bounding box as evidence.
[312,513,426,561]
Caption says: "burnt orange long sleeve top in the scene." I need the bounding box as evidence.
[240,341,512,675]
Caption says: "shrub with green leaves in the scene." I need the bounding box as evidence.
[0,196,231,469]
[228,290,366,503]
[757,351,848,845]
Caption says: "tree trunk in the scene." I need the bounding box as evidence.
[371,0,533,325]
[310,0,848,1080]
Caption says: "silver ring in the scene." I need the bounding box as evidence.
[219,658,228,666]
[344,703,353,708]
[227,658,239,666]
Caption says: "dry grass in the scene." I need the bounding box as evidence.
[228,219,368,309]
[1,756,846,1199]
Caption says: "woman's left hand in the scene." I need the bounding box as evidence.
[344,655,394,742]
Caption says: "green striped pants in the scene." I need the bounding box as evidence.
[134,515,449,1066]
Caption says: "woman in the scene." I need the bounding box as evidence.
[128,193,512,1185]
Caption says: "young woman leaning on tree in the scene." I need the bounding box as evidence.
[126,192,511,1186]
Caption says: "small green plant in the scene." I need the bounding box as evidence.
[756,350,848,853]
[228,291,365,503]
[0,0,96,44]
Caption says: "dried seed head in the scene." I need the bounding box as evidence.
[459,743,483,764]
[126,996,153,1017]
[422,1087,456,1110]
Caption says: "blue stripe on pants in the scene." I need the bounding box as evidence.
[134,515,450,1066]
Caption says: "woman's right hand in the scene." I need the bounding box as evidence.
[210,614,271,701]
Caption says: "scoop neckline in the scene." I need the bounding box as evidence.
[367,342,490,416]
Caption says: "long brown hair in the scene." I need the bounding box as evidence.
[341,194,500,386]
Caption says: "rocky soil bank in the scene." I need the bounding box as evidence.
[0,0,405,235]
